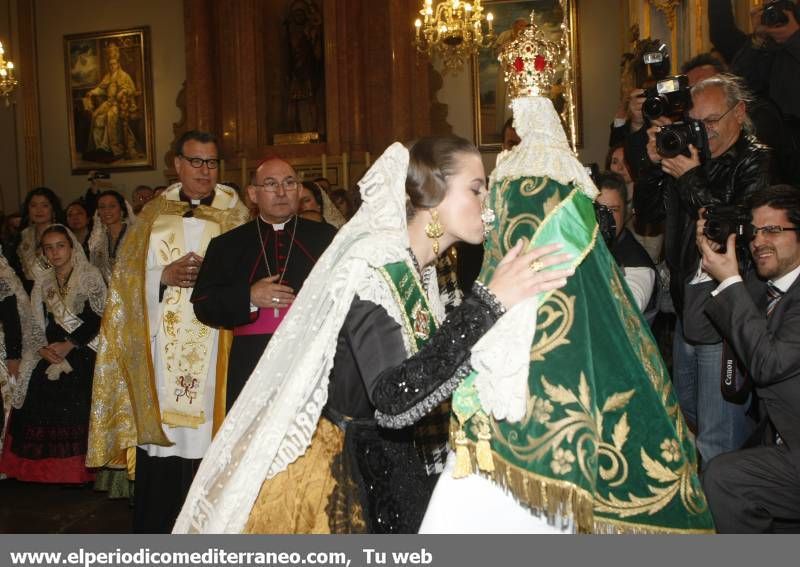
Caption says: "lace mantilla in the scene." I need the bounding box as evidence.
[494,98,598,200]
[0,253,41,410]
[88,202,135,283]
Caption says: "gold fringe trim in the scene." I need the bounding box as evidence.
[475,414,495,472]
[455,439,714,534]
[161,409,206,429]
[453,430,472,479]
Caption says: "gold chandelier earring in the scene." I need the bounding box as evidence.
[425,209,444,255]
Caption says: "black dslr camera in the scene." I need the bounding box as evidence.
[702,205,750,253]
[594,202,617,248]
[656,119,710,160]
[761,0,795,27]
[642,75,692,122]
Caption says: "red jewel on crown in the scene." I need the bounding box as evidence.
[498,12,562,99]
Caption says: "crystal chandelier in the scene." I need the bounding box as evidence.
[0,40,19,107]
[414,0,495,73]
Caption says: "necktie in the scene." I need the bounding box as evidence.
[766,282,784,317]
[766,282,785,445]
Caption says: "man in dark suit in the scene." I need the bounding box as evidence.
[692,184,800,532]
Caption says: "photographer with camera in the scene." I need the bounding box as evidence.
[690,185,800,532]
[710,0,799,122]
[595,171,658,322]
[634,73,772,465]
[709,1,800,183]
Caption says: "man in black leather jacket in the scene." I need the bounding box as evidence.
[634,74,772,467]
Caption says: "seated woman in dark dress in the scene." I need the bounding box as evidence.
[174,137,575,534]
[0,247,35,459]
[0,225,106,483]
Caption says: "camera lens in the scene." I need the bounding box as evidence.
[762,4,790,27]
[703,220,723,241]
[656,128,686,158]
[643,96,667,121]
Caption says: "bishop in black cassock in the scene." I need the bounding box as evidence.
[191,158,336,410]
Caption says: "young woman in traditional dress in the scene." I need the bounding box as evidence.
[10,187,64,294]
[174,136,575,534]
[0,225,106,483]
[88,190,135,283]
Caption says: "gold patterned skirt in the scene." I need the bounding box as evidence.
[244,417,366,533]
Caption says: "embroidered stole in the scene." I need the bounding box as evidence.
[377,260,438,354]
[152,190,232,429]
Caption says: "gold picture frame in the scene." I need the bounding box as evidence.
[472,0,582,151]
[64,27,155,173]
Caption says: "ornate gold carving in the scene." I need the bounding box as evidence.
[647,0,682,30]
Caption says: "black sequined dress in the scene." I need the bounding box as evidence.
[322,282,505,533]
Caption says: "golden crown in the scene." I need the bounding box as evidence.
[498,13,562,99]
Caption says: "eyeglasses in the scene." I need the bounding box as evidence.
[180,155,220,169]
[746,224,800,240]
[253,178,300,193]
[699,104,736,129]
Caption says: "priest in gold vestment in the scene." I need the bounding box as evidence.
[87,130,249,533]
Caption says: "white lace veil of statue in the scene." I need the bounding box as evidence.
[16,225,105,407]
[87,198,137,279]
[319,187,347,228]
[494,97,597,197]
[469,95,599,424]
[0,247,36,412]
[173,142,411,533]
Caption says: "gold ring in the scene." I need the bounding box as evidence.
[272,297,280,303]
[529,260,544,272]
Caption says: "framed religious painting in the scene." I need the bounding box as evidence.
[64,27,155,173]
[472,0,582,151]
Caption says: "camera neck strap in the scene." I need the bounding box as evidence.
[720,339,751,404]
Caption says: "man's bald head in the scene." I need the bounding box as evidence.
[247,157,301,223]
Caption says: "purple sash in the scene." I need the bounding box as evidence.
[234,307,288,336]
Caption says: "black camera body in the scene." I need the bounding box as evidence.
[762,0,794,27]
[656,119,710,160]
[702,205,750,253]
[594,202,617,248]
[642,75,692,121]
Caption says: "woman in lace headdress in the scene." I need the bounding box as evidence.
[66,200,93,256]
[174,136,574,534]
[88,190,135,283]
[0,246,35,465]
[9,187,64,294]
[0,225,106,484]
[298,180,347,229]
